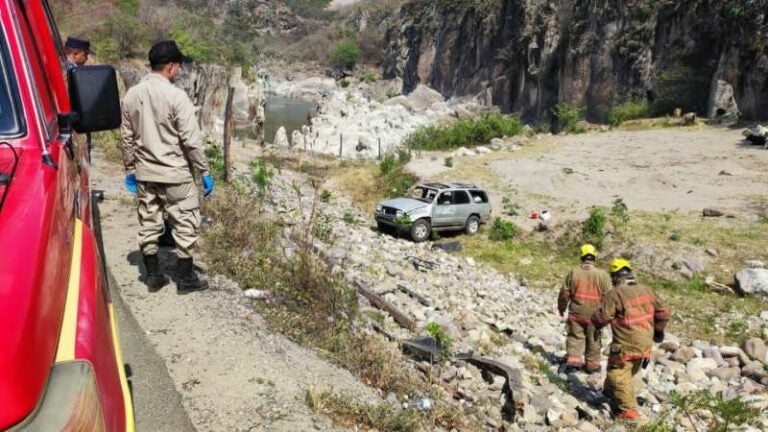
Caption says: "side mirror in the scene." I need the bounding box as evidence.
[68,65,121,133]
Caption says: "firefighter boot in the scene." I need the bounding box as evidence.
[177,257,209,295]
[143,254,170,292]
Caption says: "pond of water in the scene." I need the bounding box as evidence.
[235,95,317,143]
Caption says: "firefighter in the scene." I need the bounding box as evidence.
[592,259,671,421]
[121,40,213,294]
[558,244,612,373]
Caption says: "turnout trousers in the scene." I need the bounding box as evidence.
[137,181,200,259]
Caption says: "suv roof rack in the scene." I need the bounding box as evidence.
[421,182,450,189]
[449,182,478,189]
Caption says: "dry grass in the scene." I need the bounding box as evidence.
[328,162,380,213]
[92,130,123,165]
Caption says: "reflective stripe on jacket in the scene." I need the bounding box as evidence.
[592,280,671,361]
[558,263,611,320]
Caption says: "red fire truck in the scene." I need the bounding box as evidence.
[0,0,134,430]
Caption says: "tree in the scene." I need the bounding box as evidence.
[329,40,360,70]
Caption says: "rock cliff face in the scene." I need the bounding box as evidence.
[384,0,768,123]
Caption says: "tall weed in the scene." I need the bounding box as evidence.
[403,114,523,151]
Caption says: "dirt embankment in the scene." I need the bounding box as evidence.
[92,155,377,432]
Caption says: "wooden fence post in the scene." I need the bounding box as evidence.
[222,86,235,183]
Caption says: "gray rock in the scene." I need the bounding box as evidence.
[659,340,680,353]
[743,338,767,362]
[475,146,492,155]
[686,358,718,382]
[707,367,741,382]
[708,80,741,125]
[760,311,768,322]
[684,257,705,274]
[706,248,719,257]
[744,260,766,269]
[672,346,696,364]
[734,268,768,297]
[702,347,725,366]
[273,126,289,147]
[675,382,700,395]
[742,361,768,380]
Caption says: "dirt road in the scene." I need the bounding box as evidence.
[92,156,377,431]
[409,127,768,223]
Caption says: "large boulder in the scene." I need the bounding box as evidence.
[708,79,741,125]
[406,85,445,112]
[273,126,289,147]
[734,268,768,297]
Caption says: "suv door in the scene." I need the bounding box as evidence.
[433,191,455,227]
[451,190,473,226]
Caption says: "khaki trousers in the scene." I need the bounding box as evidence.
[566,320,602,368]
[604,359,643,413]
[137,181,200,259]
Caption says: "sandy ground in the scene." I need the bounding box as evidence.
[408,127,768,223]
[92,155,377,432]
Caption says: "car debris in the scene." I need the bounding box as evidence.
[354,279,416,331]
[405,256,439,272]
[397,284,434,307]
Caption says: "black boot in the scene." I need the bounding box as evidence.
[143,254,170,292]
[177,257,208,295]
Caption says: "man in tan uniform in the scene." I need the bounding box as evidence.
[121,40,213,295]
[592,259,670,421]
[558,244,612,373]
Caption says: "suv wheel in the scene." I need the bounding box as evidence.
[465,215,480,235]
[410,219,431,242]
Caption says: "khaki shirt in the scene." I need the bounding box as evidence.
[121,73,208,184]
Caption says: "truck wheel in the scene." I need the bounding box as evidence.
[465,215,480,235]
[410,219,431,243]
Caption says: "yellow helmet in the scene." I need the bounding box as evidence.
[580,244,597,258]
[610,258,632,274]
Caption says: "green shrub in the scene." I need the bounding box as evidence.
[490,217,517,241]
[552,102,586,134]
[360,71,377,84]
[611,198,630,226]
[320,189,332,203]
[403,114,523,151]
[249,158,274,199]
[609,99,650,126]
[343,212,356,225]
[378,151,416,198]
[642,390,765,432]
[582,207,606,248]
[339,79,350,88]
[205,143,225,178]
[329,40,360,69]
[443,156,453,168]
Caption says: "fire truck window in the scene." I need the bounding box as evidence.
[0,34,22,136]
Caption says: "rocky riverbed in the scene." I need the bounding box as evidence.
[264,75,489,159]
[229,155,768,431]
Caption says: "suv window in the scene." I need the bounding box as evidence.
[438,191,470,205]
[0,32,23,136]
[469,190,488,203]
[453,190,470,205]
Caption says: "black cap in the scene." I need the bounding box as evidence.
[65,36,93,54]
[148,40,192,65]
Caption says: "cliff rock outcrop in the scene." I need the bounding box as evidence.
[384,0,768,124]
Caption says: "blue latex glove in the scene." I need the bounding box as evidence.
[202,173,214,197]
[124,173,137,194]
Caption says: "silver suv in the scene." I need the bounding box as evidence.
[375,183,492,242]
